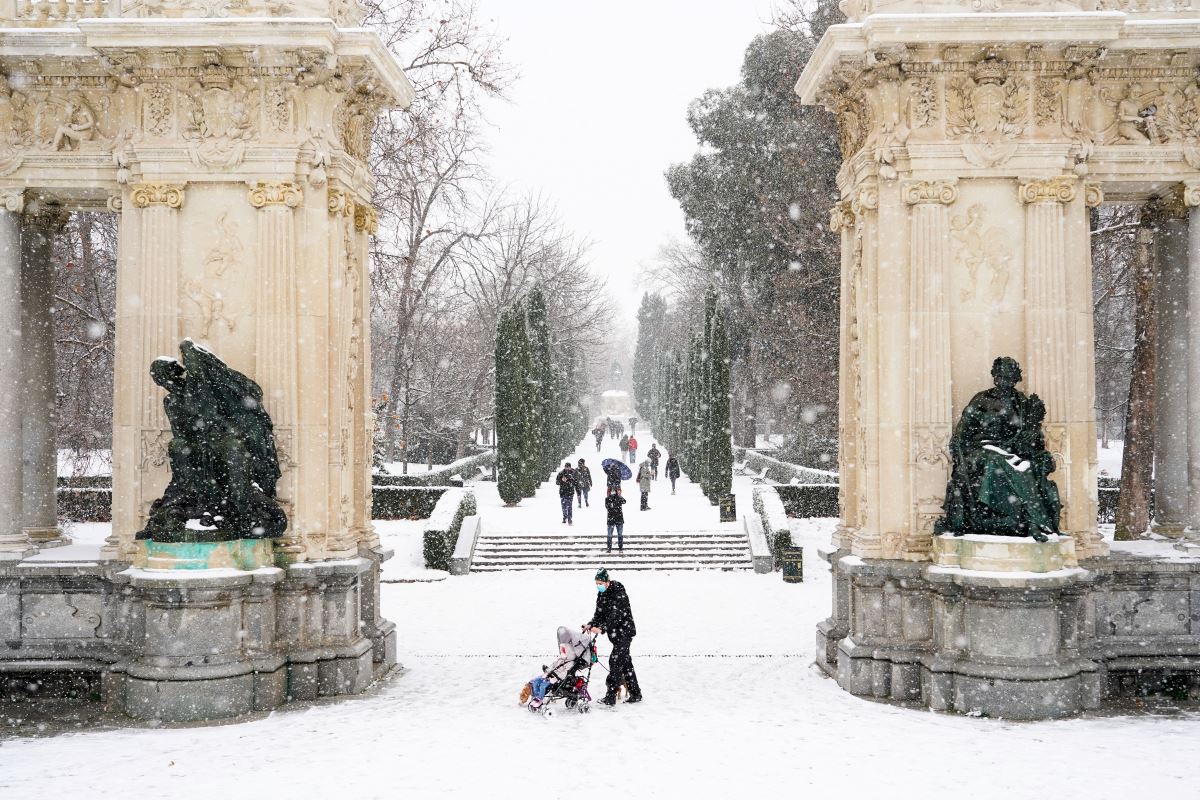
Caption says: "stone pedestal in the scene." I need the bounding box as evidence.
[932,533,1078,572]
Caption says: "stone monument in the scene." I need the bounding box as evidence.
[0,1,413,721]
[799,0,1200,718]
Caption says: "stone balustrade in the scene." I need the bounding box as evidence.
[0,0,363,23]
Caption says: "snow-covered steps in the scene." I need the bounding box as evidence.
[469,531,753,571]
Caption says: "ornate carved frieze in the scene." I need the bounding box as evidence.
[1018,177,1077,204]
[945,58,1030,168]
[181,66,259,169]
[902,179,958,205]
[248,181,303,209]
[130,183,185,208]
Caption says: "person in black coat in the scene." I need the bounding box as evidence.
[665,453,681,494]
[557,462,576,525]
[604,486,626,551]
[587,568,641,705]
[604,461,622,492]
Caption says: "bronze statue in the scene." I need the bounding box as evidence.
[935,357,1062,542]
[137,340,288,543]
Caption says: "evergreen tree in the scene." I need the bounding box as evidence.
[526,288,556,478]
[511,300,540,498]
[495,308,528,505]
[707,307,734,501]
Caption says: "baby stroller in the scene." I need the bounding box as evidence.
[519,626,598,717]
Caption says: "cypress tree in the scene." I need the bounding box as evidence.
[708,307,734,501]
[526,288,556,478]
[511,300,540,498]
[495,308,526,505]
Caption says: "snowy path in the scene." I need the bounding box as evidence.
[476,429,742,536]
[3,519,1199,798]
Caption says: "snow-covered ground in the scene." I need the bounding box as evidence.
[4,512,1199,796]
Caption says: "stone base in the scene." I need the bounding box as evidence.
[816,546,1200,719]
[133,538,274,570]
[933,532,1077,571]
[25,527,70,547]
[0,550,398,724]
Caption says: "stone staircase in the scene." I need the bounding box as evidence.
[469,530,754,572]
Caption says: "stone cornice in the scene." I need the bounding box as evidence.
[130,183,185,209]
[1018,177,1077,205]
[249,181,303,209]
[902,179,958,205]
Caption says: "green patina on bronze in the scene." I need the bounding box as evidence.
[935,357,1062,543]
[136,340,288,544]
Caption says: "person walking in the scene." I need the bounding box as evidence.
[587,569,641,706]
[636,460,652,510]
[605,460,623,492]
[557,462,576,525]
[606,417,616,440]
[629,416,638,435]
[627,434,638,464]
[576,458,593,508]
[647,443,661,479]
[619,433,630,463]
[592,425,605,452]
[665,453,681,495]
[604,487,627,552]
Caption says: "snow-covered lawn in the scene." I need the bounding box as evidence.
[3,515,1198,798]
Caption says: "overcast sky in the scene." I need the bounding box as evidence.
[474,0,780,324]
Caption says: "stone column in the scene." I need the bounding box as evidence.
[903,179,957,558]
[105,184,184,560]
[21,202,69,547]
[249,181,304,564]
[1019,177,1085,548]
[830,199,858,552]
[1184,182,1200,542]
[1152,196,1189,536]
[0,189,34,560]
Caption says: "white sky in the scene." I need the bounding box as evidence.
[475,0,780,323]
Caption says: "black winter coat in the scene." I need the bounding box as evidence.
[647,446,661,465]
[604,492,626,525]
[576,466,593,490]
[665,457,681,479]
[589,580,636,641]
[605,463,622,489]
[557,468,576,498]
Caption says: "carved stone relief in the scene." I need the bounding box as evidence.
[181,66,258,168]
[945,58,1029,167]
[951,203,1014,302]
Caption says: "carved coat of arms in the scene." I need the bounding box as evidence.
[946,59,1029,167]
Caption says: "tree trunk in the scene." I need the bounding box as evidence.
[1115,222,1157,540]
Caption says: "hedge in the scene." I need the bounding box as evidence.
[58,488,113,523]
[733,446,837,485]
[422,488,477,570]
[774,484,839,519]
[374,451,495,487]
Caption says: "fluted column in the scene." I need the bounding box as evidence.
[0,189,34,560]
[20,202,69,546]
[849,183,881,557]
[830,199,857,551]
[1152,194,1189,536]
[104,183,184,560]
[1183,182,1200,543]
[249,181,304,563]
[903,179,958,558]
[1020,177,1087,548]
[351,201,377,551]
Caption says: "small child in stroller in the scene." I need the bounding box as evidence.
[519,626,598,715]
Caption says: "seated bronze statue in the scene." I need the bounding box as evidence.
[934,357,1062,543]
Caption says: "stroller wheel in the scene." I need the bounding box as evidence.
[542,707,554,719]
[577,702,590,714]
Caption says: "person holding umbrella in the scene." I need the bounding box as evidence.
[601,456,632,492]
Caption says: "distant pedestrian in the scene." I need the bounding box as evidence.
[593,425,605,451]
[605,460,622,491]
[604,487,627,552]
[629,417,638,435]
[576,458,593,508]
[557,462,576,525]
[665,453,680,495]
[607,417,616,440]
[647,444,661,479]
[619,434,630,462]
[637,461,652,510]
[628,435,638,464]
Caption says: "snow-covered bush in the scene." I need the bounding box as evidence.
[372,486,450,520]
[422,488,478,570]
[752,486,792,568]
[734,446,837,485]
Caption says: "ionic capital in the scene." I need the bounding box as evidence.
[249,181,304,210]
[353,203,378,234]
[131,183,185,210]
[1183,181,1200,209]
[902,179,958,206]
[1018,177,1076,205]
[829,200,855,233]
[1084,183,1104,208]
[0,188,25,214]
[327,188,355,218]
[851,185,878,215]
[106,194,123,213]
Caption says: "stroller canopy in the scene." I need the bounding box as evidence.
[557,626,595,660]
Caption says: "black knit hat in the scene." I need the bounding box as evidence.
[595,568,609,582]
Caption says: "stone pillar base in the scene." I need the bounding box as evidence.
[932,533,1078,572]
[24,527,69,548]
[1152,523,1188,539]
[819,550,1200,719]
